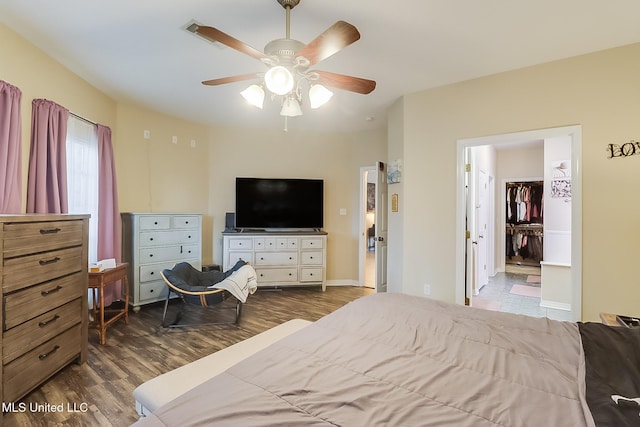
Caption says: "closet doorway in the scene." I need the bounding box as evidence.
[505,180,544,272]
[456,126,582,321]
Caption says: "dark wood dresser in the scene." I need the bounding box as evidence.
[0,214,89,408]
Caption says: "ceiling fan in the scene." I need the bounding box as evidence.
[186,0,376,118]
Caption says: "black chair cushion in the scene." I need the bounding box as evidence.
[163,262,224,292]
[162,261,247,306]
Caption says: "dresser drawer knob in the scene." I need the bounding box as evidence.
[39,227,61,235]
[38,314,60,328]
[39,256,60,266]
[38,345,60,361]
[41,285,62,296]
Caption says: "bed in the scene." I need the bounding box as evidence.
[131,292,640,426]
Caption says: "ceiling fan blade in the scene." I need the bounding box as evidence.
[194,25,267,62]
[297,21,361,66]
[202,73,261,86]
[315,70,376,94]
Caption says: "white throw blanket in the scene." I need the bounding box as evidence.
[209,264,258,303]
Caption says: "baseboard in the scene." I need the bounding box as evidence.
[540,299,571,311]
[326,279,360,287]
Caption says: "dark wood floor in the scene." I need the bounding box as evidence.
[3,286,373,427]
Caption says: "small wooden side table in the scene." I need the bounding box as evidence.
[600,312,640,327]
[88,263,130,345]
[600,312,620,327]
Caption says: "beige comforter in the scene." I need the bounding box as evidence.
[132,293,595,426]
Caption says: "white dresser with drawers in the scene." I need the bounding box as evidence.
[222,231,327,291]
[122,213,202,310]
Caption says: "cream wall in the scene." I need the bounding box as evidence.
[114,103,214,261]
[386,99,404,293]
[208,126,386,280]
[390,42,640,321]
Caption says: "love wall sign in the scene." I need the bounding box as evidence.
[607,140,640,159]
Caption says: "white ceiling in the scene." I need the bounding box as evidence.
[2,0,639,133]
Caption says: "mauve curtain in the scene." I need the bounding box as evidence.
[0,80,22,213]
[26,99,69,213]
[97,125,122,305]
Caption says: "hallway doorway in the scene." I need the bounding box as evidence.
[361,166,376,289]
[456,126,582,321]
[359,163,388,292]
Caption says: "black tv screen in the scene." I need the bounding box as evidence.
[235,178,324,230]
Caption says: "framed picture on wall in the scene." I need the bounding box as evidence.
[387,159,402,184]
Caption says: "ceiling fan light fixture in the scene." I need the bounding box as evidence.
[280,96,303,117]
[240,84,265,108]
[309,84,333,109]
[265,65,294,96]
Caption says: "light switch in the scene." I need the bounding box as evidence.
[339,208,347,216]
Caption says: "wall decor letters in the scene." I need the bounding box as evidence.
[607,140,640,159]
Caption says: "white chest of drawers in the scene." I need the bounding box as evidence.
[122,213,202,310]
[0,214,89,409]
[222,232,327,291]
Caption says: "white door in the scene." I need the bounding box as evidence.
[374,162,388,292]
[475,169,489,293]
[464,158,474,305]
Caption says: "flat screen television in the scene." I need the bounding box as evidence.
[235,177,324,230]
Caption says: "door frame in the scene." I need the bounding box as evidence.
[455,125,583,321]
[374,161,388,292]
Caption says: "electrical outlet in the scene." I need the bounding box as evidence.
[423,284,431,296]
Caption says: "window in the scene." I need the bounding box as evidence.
[66,115,99,263]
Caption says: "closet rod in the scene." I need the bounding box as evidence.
[70,111,97,126]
